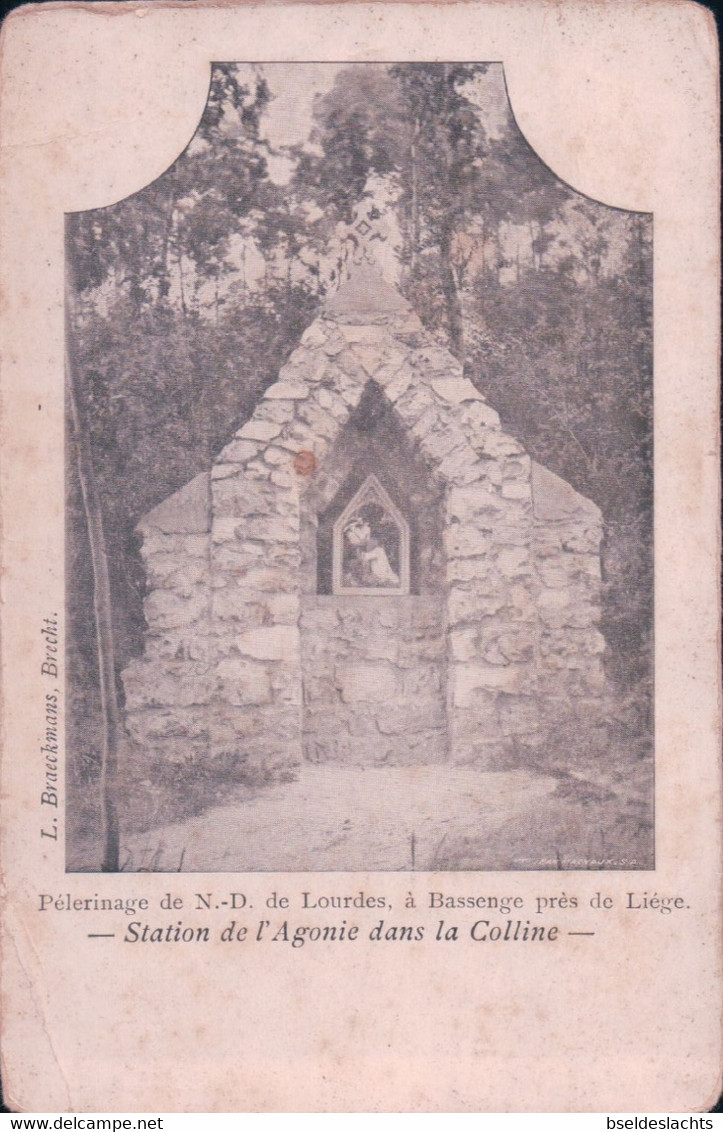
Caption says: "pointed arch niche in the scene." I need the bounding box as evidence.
[333,475,410,596]
[305,381,445,598]
[299,381,448,766]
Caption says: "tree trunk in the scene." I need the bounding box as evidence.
[439,226,464,363]
[64,251,122,873]
[410,116,421,269]
[158,188,175,301]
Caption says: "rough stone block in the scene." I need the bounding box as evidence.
[531,461,602,523]
[431,377,485,404]
[446,556,497,584]
[210,702,301,748]
[447,585,506,623]
[446,484,504,523]
[237,418,285,443]
[501,455,531,480]
[221,566,299,593]
[338,324,395,346]
[250,402,296,427]
[280,353,329,386]
[242,516,299,544]
[373,350,407,384]
[452,662,524,704]
[501,480,531,501]
[303,728,351,764]
[237,625,300,661]
[540,627,606,658]
[318,329,347,359]
[211,543,300,577]
[143,589,208,632]
[122,659,213,710]
[375,701,446,734]
[262,445,294,468]
[270,467,296,489]
[444,525,491,559]
[415,419,467,463]
[300,323,328,349]
[146,631,214,664]
[495,545,531,577]
[393,383,436,428]
[301,673,338,706]
[270,666,303,705]
[211,517,244,544]
[561,530,601,554]
[459,400,501,432]
[212,587,265,625]
[296,397,340,437]
[217,439,259,464]
[450,737,512,769]
[497,693,540,735]
[382,362,414,402]
[584,660,606,691]
[538,588,594,629]
[400,664,442,697]
[212,463,241,481]
[145,554,206,591]
[449,626,481,662]
[264,593,301,624]
[536,559,571,588]
[479,431,526,459]
[315,385,352,423]
[348,343,391,376]
[336,662,400,703]
[496,628,537,663]
[212,477,293,520]
[242,459,272,481]
[348,628,399,663]
[216,658,272,705]
[508,584,538,622]
[436,444,485,485]
[574,553,603,578]
[124,705,211,745]
[413,345,464,376]
[264,381,309,400]
[448,701,505,758]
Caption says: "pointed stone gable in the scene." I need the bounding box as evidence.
[122,266,604,773]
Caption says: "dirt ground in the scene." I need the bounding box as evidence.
[115,763,563,872]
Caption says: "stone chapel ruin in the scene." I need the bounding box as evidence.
[122,264,605,775]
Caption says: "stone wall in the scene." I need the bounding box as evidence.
[531,461,605,725]
[122,266,606,775]
[301,595,447,764]
[122,473,213,764]
[207,461,303,775]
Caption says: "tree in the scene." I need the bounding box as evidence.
[65,235,121,871]
[65,62,654,861]
[296,64,493,360]
[65,64,322,861]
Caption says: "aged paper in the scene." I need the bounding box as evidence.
[0,0,720,1112]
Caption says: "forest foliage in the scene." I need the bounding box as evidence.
[67,63,653,827]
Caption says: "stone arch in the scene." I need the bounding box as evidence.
[301,379,446,598]
[123,265,604,775]
[295,375,449,766]
[206,268,544,767]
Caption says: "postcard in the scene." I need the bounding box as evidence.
[0,0,719,1112]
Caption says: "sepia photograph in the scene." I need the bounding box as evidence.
[1,1,719,1112]
[65,62,654,874]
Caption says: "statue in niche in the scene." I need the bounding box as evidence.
[332,475,410,595]
[343,508,400,588]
